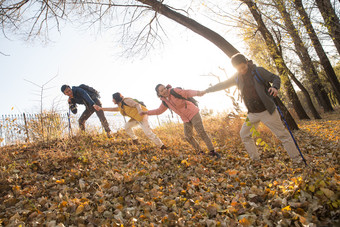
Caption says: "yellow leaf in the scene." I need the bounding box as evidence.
[320,188,334,199]
[227,169,239,176]
[319,180,326,188]
[76,204,84,215]
[231,201,238,207]
[56,179,65,184]
[256,138,262,145]
[59,201,68,208]
[327,168,335,174]
[239,217,251,226]
[181,160,190,167]
[97,205,105,213]
[282,205,291,211]
[309,185,315,192]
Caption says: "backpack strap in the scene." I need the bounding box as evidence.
[252,68,270,89]
[170,88,198,107]
[170,89,188,108]
[161,100,174,118]
[170,89,185,100]
[121,99,127,109]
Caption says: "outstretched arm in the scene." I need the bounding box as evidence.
[205,76,237,94]
[145,102,168,116]
[99,107,119,112]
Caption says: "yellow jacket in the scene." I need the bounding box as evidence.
[118,98,148,122]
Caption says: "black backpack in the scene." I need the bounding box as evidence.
[162,88,198,108]
[79,84,100,99]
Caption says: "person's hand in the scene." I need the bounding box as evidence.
[93,104,101,111]
[268,87,278,97]
[68,97,72,104]
[197,90,207,96]
[139,111,147,116]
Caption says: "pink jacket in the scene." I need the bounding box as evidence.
[147,87,200,122]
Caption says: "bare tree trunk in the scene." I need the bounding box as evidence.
[293,0,340,104]
[287,68,322,119]
[138,0,239,57]
[274,0,333,112]
[270,29,321,119]
[315,0,340,54]
[241,0,309,124]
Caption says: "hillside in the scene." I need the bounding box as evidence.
[0,110,339,226]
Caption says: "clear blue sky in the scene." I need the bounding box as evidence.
[0,16,245,116]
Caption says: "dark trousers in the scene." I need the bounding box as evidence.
[184,113,214,152]
[78,99,111,133]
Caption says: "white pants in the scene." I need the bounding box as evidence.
[240,109,300,160]
[125,115,163,147]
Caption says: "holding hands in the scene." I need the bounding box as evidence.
[197,90,207,96]
[139,111,148,116]
[93,104,102,111]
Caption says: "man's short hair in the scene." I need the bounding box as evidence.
[61,85,70,93]
[231,53,248,67]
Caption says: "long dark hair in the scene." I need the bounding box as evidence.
[112,92,123,103]
[155,84,164,97]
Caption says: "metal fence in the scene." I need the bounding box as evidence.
[0,111,180,147]
[0,113,74,146]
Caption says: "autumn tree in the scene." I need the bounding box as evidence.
[315,0,340,54]
[273,0,334,112]
[293,0,340,105]
[237,14,321,119]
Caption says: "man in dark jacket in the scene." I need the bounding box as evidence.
[61,84,111,137]
[201,53,301,164]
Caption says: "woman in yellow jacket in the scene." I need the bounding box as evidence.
[100,92,166,149]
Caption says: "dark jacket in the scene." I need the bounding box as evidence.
[71,86,97,109]
[205,64,280,114]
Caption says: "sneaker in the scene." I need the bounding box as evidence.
[209,150,221,159]
[291,155,310,168]
[292,154,308,164]
[160,145,167,150]
[292,158,303,164]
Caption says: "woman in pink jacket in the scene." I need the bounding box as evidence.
[141,84,220,158]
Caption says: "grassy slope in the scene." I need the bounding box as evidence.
[0,110,339,226]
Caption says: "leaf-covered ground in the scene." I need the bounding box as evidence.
[0,109,339,226]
